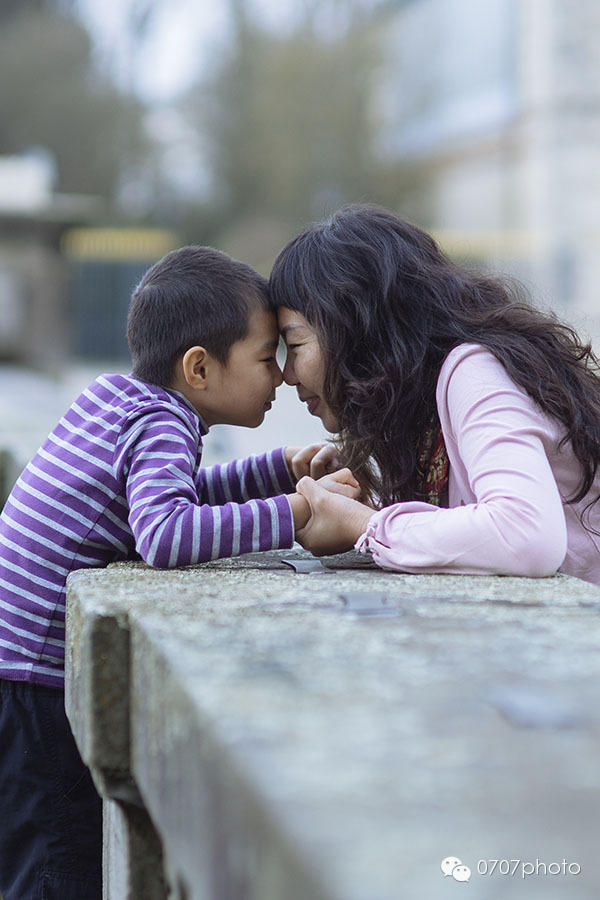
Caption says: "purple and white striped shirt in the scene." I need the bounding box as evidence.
[0,374,295,688]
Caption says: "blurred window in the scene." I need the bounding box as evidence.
[381,0,518,154]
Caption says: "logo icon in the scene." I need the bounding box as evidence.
[441,857,471,882]
[452,865,471,882]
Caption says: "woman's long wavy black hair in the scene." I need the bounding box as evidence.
[269,203,600,509]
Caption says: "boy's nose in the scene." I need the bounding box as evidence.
[273,362,284,388]
[282,356,296,386]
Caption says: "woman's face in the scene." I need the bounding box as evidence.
[277,308,339,433]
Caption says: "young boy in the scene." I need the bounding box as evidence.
[0,246,348,900]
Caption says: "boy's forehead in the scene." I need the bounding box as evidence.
[247,306,279,342]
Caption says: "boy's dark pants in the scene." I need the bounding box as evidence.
[0,679,102,900]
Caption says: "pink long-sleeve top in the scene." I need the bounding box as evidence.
[356,343,600,584]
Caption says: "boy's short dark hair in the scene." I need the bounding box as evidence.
[127,245,270,387]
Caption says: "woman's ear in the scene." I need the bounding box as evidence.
[181,346,210,389]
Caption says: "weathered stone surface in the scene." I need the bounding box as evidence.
[65,573,134,798]
[103,799,168,900]
[66,553,600,900]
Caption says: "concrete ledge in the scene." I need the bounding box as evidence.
[66,552,600,899]
[103,798,167,900]
[65,581,134,798]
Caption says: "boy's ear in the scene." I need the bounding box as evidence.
[181,346,211,389]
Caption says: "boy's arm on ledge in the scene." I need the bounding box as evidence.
[122,413,295,567]
[199,447,295,503]
[198,444,342,506]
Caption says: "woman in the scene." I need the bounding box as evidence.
[270,204,600,583]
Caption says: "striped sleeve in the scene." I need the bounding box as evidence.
[199,448,296,505]
[122,412,294,568]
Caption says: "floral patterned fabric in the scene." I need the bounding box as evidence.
[415,420,449,507]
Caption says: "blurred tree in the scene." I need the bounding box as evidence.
[0,3,152,202]
[180,0,433,258]
[0,0,75,20]
[186,0,382,237]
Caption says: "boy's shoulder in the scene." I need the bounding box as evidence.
[82,373,204,434]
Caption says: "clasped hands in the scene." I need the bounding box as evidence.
[284,443,374,556]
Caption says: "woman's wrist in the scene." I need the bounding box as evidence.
[346,504,375,544]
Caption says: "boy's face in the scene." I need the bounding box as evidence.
[204,306,283,427]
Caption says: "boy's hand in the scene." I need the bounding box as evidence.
[284,443,342,480]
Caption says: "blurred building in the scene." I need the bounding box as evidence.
[0,152,180,370]
[380,0,600,337]
[0,152,99,371]
[63,228,178,362]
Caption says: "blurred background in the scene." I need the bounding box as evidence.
[0,0,599,476]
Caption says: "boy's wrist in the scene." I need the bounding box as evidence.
[283,446,301,479]
[288,492,310,532]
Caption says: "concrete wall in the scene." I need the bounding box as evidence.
[66,551,600,899]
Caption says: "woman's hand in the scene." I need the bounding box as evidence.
[284,443,342,480]
[294,475,374,556]
[316,467,377,509]
[288,468,361,534]
[316,467,361,500]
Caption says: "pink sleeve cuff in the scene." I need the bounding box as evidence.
[354,518,378,554]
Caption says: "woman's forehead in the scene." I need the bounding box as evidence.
[277,308,310,333]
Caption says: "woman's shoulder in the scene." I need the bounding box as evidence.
[436,343,561,439]
[437,343,508,389]
[436,342,531,422]
[440,342,500,370]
